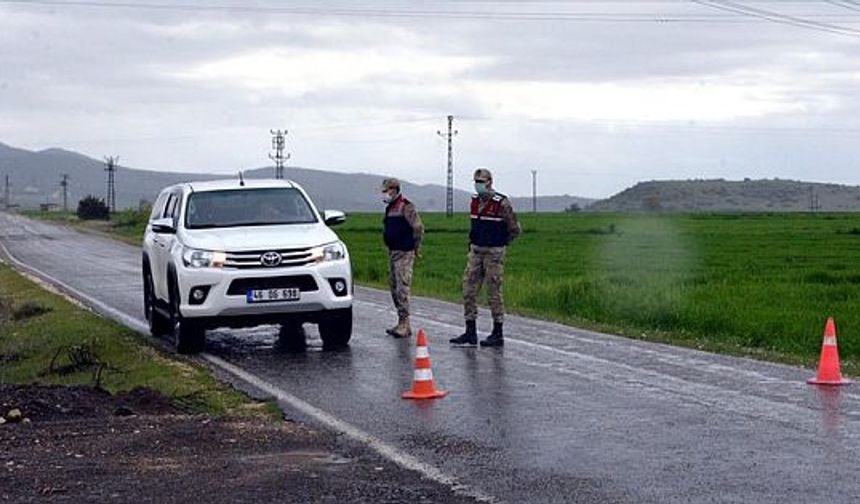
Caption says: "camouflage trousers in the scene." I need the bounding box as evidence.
[462,245,507,323]
[388,250,415,320]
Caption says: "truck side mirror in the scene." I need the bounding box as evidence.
[323,210,346,226]
[151,217,176,234]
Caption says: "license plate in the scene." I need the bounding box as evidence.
[246,288,300,303]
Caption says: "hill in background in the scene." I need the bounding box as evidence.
[0,142,591,213]
[588,179,860,212]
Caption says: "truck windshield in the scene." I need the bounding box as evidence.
[185,188,317,229]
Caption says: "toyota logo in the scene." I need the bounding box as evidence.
[260,251,282,267]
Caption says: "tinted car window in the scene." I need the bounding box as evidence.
[162,194,177,219]
[149,191,169,221]
[168,191,183,226]
[185,188,317,229]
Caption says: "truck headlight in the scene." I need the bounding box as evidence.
[182,247,226,268]
[310,242,346,263]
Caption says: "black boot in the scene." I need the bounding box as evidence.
[450,320,477,345]
[480,322,504,347]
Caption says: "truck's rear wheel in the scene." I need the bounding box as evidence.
[318,307,352,350]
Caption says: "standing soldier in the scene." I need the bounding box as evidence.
[381,178,424,338]
[450,168,521,347]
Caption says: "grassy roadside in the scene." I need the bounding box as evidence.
[22,209,148,246]
[0,263,277,418]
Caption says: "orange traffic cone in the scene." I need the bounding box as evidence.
[402,329,448,400]
[808,317,852,386]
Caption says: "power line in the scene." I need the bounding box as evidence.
[3,174,9,210]
[60,174,69,212]
[104,155,118,214]
[3,0,857,24]
[690,0,860,37]
[300,117,439,132]
[269,129,289,179]
[461,116,860,136]
[437,115,458,218]
[822,0,860,13]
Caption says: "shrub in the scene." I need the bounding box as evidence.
[77,195,109,220]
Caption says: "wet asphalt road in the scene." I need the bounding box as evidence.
[2,213,860,503]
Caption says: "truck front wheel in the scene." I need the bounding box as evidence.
[318,308,352,350]
[169,275,206,354]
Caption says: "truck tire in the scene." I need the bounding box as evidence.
[277,320,307,352]
[169,276,206,354]
[318,307,352,349]
[143,266,170,337]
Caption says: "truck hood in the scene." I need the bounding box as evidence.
[180,224,341,251]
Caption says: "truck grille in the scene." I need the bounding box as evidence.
[224,247,316,269]
[227,275,319,295]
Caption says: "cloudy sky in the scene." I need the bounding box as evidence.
[2,0,860,198]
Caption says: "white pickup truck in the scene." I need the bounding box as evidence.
[141,178,353,353]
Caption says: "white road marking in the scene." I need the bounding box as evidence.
[358,294,820,387]
[354,299,860,437]
[203,354,498,503]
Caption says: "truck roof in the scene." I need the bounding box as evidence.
[183,178,299,193]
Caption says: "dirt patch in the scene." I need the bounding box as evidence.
[1,385,178,422]
[10,301,52,321]
[0,385,479,503]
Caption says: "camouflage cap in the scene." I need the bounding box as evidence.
[473,168,493,182]
[380,177,401,192]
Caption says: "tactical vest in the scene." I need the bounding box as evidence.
[470,193,509,247]
[383,196,417,251]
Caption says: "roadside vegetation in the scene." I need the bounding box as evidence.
[342,212,860,375]
[24,208,148,246]
[25,208,860,374]
[0,263,275,417]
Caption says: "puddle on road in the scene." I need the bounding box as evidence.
[205,324,328,356]
[813,386,845,436]
[401,431,500,458]
[0,233,59,241]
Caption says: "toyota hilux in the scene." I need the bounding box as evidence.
[142,178,352,353]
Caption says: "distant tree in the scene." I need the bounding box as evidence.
[77,195,109,220]
[565,203,582,213]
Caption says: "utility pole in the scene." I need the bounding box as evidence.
[809,186,821,213]
[60,174,69,212]
[104,156,118,214]
[3,174,9,210]
[269,129,290,179]
[437,115,458,217]
[531,170,538,213]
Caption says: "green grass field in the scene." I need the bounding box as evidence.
[341,212,860,373]
[25,209,860,374]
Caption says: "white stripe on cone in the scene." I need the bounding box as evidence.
[414,368,434,381]
[824,336,837,346]
[416,347,430,359]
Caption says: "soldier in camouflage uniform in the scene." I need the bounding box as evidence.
[381,178,424,338]
[450,168,521,347]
